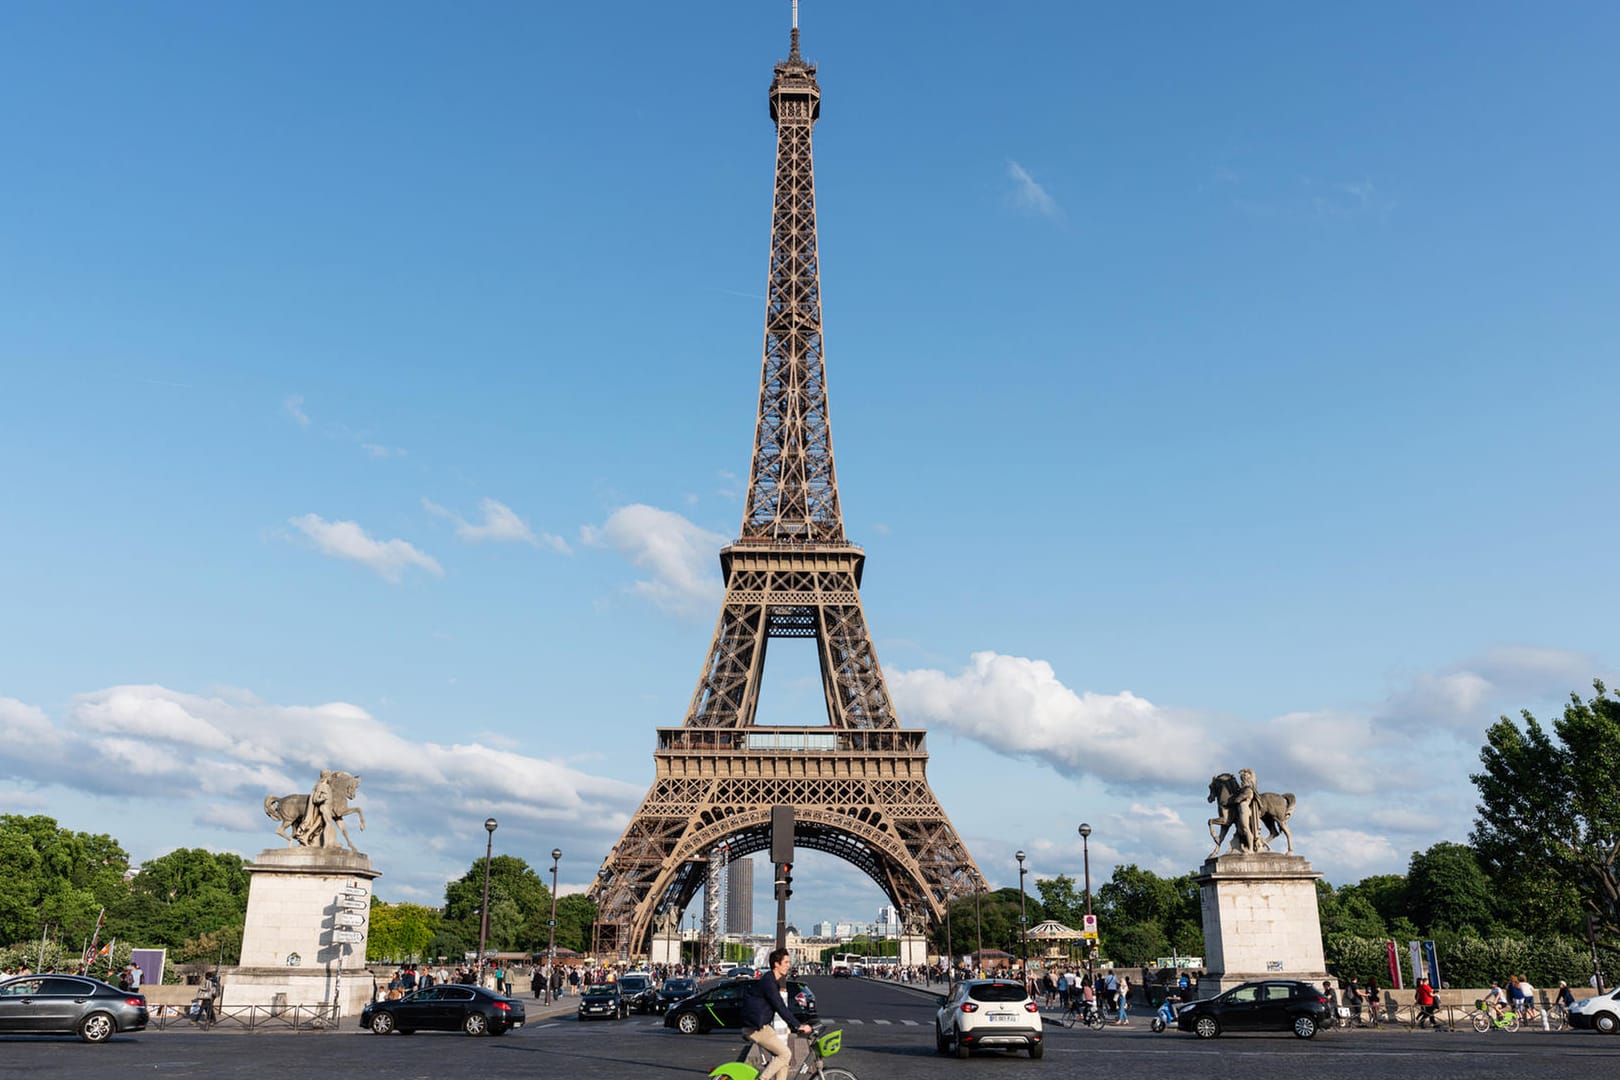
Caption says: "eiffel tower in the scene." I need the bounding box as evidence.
[589,8,984,959]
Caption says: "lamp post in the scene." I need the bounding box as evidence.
[1015,850,1028,973]
[972,872,984,977]
[943,876,954,993]
[476,817,498,976]
[1078,823,1093,976]
[546,848,562,1005]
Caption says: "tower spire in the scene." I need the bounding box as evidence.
[790,0,801,62]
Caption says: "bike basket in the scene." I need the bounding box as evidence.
[814,1029,843,1058]
[709,1065,758,1080]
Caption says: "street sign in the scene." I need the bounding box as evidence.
[341,887,369,899]
[331,929,363,944]
[1082,914,1099,940]
[339,897,369,911]
[335,912,367,927]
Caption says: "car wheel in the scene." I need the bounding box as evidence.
[1029,1042,1044,1059]
[78,1011,116,1043]
[1294,1015,1317,1039]
[464,1012,489,1036]
[954,1030,971,1059]
[1194,1015,1220,1039]
[1595,1011,1618,1035]
[935,1024,950,1054]
[677,1011,701,1035]
[370,1012,396,1035]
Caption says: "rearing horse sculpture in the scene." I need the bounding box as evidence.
[263,770,366,851]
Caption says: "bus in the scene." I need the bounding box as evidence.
[829,953,861,977]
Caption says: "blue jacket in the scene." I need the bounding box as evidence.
[742,969,801,1032]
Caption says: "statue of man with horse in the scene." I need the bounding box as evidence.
[263,770,366,851]
[1207,769,1295,857]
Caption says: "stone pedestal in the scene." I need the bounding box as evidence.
[227,848,379,1017]
[898,932,928,969]
[1196,852,1328,994]
[649,926,682,967]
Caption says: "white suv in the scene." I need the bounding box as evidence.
[935,978,1044,1059]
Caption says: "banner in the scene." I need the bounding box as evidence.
[1385,940,1402,989]
[1408,941,1424,987]
[1423,940,1442,989]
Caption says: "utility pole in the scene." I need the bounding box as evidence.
[772,806,794,952]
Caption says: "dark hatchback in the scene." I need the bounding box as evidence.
[618,974,658,1014]
[578,983,628,1021]
[1176,980,1332,1039]
[655,977,698,1011]
[0,975,148,1043]
[665,980,816,1034]
[360,985,524,1036]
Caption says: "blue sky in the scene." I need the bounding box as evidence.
[2,2,1617,934]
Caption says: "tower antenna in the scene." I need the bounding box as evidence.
[790,0,801,61]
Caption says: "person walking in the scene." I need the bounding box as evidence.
[1414,977,1438,1029]
[194,972,219,1027]
[1116,976,1132,1025]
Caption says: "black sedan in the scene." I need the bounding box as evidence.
[577,983,628,1021]
[665,980,816,1035]
[1175,980,1332,1039]
[0,974,148,1043]
[655,977,698,1010]
[360,985,524,1036]
[617,974,657,1014]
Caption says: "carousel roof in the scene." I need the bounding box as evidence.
[1026,920,1084,939]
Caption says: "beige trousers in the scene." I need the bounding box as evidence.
[747,1026,793,1080]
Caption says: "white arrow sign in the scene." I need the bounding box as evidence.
[335,912,367,927]
[341,887,369,899]
[331,929,363,944]
[339,898,369,912]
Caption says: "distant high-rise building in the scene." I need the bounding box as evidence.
[727,856,755,935]
[814,921,836,937]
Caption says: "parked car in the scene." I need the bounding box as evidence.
[577,983,628,1021]
[617,974,657,1014]
[1567,987,1620,1033]
[360,984,523,1036]
[664,980,816,1034]
[1174,980,1331,1039]
[0,974,148,1043]
[935,978,1043,1059]
[729,967,758,981]
[655,978,698,1011]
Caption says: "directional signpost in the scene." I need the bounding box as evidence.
[335,912,366,928]
[332,929,363,945]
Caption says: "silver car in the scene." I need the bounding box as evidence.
[0,974,149,1042]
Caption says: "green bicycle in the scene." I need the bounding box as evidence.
[1470,999,1519,1033]
[710,1026,856,1080]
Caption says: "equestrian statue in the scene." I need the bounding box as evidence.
[1207,768,1295,857]
[264,769,366,851]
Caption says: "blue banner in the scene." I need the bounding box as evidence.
[1423,940,1442,988]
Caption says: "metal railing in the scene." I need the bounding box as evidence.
[147,1002,343,1033]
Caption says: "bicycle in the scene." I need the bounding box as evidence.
[710,1025,854,1080]
[1058,998,1106,1031]
[1469,999,1520,1033]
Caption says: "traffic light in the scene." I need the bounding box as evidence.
[775,862,793,901]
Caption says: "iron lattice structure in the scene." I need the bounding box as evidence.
[589,21,984,959]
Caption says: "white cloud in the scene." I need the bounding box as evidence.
[288,513,443,582]
[1006,160,1062,220]
[284,394,311,427]
[581,505,726,616]
[890,652,1219,786]
[423,497,569,553]
[361,443,407,459]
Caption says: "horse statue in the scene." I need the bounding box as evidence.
[1206,771,1295,857]
[263,770,366,851]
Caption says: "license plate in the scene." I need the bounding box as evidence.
[989,1013,1015,1023]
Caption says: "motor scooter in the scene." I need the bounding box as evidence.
[1150,993,1182,1033]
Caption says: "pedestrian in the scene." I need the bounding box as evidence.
[1116,976,1132,1024]
[130,961,143,991]
[1347,977,1364,1026]
[1414,977,1437,1029]
[1365,978,1381,1024]
[195,972,218,1027]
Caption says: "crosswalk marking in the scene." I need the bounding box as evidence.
[874,1019,892,1025]
[900,1019,918,1026]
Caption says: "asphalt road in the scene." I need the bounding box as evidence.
[4,976,1617,1079]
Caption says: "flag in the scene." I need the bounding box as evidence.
[97,944,110,957]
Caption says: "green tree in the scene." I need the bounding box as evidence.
[443,855,551,952]
[0,816,130,947]
[367,901,440,962]
[1405,843,1497,935]
[121,848,249,950]
[1033,874,1086,929]
[554,893,597,955]
[1472,681,1620,937]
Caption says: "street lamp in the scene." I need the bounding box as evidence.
[476,817,498,975]
[1015,850,1028,972]
[546,848,562,1005]
[972,871,984,977]
[1078,823,1093,976]
[943,873,954,992]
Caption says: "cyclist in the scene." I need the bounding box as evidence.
[1484,980,1508,1024]
[742,948,812,1080]
[1516,975,1540,1024]
[1556,980,1575,1009]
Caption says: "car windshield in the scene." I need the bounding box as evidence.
[586,984,615,994]
[966,983,1027,1004]
[665,980,695,992]
[619,977,650,990]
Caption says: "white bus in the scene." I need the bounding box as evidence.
[829,953,861,977]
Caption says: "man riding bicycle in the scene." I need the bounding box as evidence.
[743,949,812,1080]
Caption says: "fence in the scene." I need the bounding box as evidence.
[146,1002,343,1033]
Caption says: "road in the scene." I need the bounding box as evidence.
[3,976,1617,1078]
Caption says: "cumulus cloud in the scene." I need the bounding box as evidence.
[1373,644,1600,734]
[890,652,1219,786]
[288,513,443,582]
[0,685,643,854]
[284,394,311,427]
[1006,160,1062,220]
[581,505,726,616]
[423,497,569,553]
